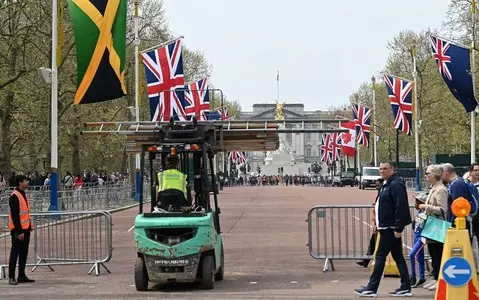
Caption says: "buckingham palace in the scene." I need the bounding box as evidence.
[237,103,337,175]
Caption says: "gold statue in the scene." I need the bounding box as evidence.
[275,101,285,120]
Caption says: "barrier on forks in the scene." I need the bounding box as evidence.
[0,210,113,279]
[307,205,426,272]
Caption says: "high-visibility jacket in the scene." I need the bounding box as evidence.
[157,169,187,199]
[8,190,33,231]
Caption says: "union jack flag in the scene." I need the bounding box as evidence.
[383,74,413,136]
[320,134,332,165]
[205,107,229,121]
[352,103,371,147]
[328,132,342,161]
[218,107,228,120]
[229,151,246,165]
[430,35,478,112]
[182,78,210,121]
[141,39,186,121]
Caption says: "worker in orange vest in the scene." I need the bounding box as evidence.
[8,175,35,285]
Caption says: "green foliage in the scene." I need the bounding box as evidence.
[311,162,322,174]
[336,1,479,165]
[0,0,239,177]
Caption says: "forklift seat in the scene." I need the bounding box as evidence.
[156,189,188,211]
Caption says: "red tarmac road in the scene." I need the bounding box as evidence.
[0,186,434,299]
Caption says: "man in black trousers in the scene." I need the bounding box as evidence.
[354,162,412,297]
[8,175,35,285]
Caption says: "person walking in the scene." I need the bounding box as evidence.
[409,193,427,288]
[8,175,35,285]
[354,162,412,297]
[420,164,449,291]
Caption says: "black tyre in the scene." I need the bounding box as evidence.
[215,247,224,281]
[201,255,215,289]
[134,257,148,291]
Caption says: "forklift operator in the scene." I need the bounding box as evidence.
[156,154,188,209]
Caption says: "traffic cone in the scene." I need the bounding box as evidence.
[370,231,400,277]
[435,197,479,300]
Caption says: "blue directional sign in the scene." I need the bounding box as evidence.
[442,257,472,287]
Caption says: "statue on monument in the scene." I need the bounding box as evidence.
[275,101,285,120]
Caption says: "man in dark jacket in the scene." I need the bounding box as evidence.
[354,162,412,297]
[8,175,35,285]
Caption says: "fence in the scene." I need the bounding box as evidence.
[0,183,152,214]
[403,178,428,192]
[0,210,112,279]
[307,205,426,272]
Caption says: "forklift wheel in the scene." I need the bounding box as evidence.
[135,257,148,291]
[201,255,215,289]
[215,247,224,281]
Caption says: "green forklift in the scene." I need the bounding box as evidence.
[134,118,224,291]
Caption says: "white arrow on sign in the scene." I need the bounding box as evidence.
[444,265,471,279]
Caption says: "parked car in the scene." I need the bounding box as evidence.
[340,171,355,187]
[359,167,381,189]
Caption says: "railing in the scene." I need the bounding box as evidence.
[0,210,113,279]
[404,178,428,191]
[307,205,427,272]
[0,183,151,213]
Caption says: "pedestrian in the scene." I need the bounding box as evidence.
[354,162,412,297]
[8,175,35,285]
[409,193,427,288]
[420,164,450,291]
[356,178,383,268]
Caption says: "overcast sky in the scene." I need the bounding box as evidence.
[162,0,450,112]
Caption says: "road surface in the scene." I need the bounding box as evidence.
[1,186,434,299]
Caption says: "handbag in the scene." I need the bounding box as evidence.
[421,209,451,243]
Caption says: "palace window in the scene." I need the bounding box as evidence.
[306,146,312,158]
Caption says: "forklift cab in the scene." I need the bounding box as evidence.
[139,119,221,217]
[153,147,191,212]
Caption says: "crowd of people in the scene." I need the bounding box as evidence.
[354,162,479,297]
[0,171,127,192]
[220,174,329,187]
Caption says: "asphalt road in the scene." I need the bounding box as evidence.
[0,186,435,300]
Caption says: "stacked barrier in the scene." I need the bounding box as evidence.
[0,211,113,279]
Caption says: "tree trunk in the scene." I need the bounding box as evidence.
[70,133,81,175]
[0,91,13,179]
[120,146,128,173]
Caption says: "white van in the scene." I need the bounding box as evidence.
[360,166,381,190]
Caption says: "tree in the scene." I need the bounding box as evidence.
[0,0,227,180]
[311,162,322,174]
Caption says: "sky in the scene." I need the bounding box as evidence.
[162,0,451,112]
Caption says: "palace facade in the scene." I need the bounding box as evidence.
[237,103,338,174]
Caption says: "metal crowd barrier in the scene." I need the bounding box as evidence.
[0,183,151,213]
[307,205,426,272]
[0,210,112,279]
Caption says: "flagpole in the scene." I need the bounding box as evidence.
[412,45,421,191]
[49,0,59,211]
[134,0,141,201]
[371,75,377,167]
[355,99,361,183]
[396,129,400,170]
[141,36,184,53]
[277,70,280,102]
[471,0,477,164]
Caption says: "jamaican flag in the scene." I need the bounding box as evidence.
[67,0,127,104]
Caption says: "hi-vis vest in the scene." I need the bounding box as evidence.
[157,169,187,199]
[8,190,33,231]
